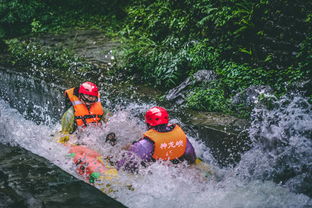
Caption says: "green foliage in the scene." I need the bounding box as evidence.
[0,0,46,37]
[116,36,188,89]
[30,19,42,33]
[5,38,92,71]
[1,0,311,116]
[117,36,224,89]
[124,1,193,41]
[186,88,230,113]
[40,13,118,35]
[216,61,306,96]
[118,0,311,108]
[186,40,221,73]
[0,27,5,39]
[296,33,312,77]
[216,62,265,93]
[0,0,129,40]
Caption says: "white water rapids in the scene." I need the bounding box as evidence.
[0,93,311,208]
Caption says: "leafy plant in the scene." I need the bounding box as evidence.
[5,38,93,72]
[186,88,231,113]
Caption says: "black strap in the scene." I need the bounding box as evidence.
[75,114,103,119]
[75,115,95,119]
[75,114,103,127]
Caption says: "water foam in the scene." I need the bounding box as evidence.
[1,96,311,208]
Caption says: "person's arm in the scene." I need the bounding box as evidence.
[101,107,111,123]
[63,92,72,114]
[61,107,76,134]
[128,138,154,161]
[184,139,196,164]
[116,138,154,172]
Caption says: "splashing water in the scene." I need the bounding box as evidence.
[234,94,312,198]
[1,91,311,208]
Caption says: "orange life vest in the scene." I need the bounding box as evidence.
[144,125,187,161]
[65,88,104,127]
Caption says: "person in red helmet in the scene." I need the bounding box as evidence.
[59,81,111,143]
[117,106,196,172]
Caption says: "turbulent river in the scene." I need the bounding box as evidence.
[0,68,311,208]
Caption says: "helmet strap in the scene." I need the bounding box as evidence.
[146,123,153,130]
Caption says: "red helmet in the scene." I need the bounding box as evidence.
[78,82,99,96]
[145,106,169,126]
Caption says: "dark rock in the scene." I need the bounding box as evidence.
[231,85,273,107]
[185,111,251,166]
[0,143,126,208]
[166,70,216,103]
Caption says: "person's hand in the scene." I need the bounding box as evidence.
[122,143,132,150]
[59,135,70,144]
[105,132,117,146]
